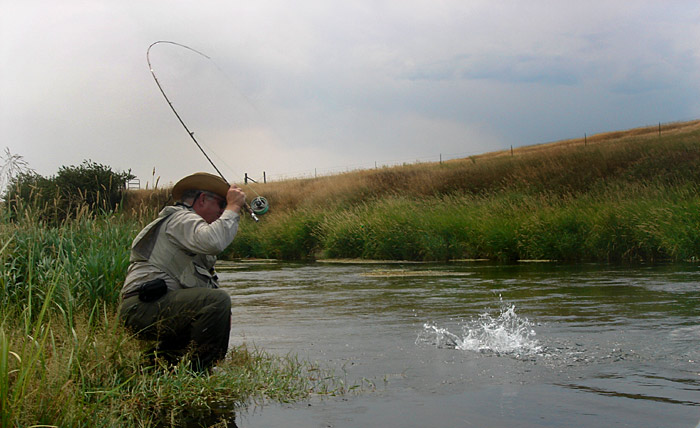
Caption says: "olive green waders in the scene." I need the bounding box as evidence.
[119,288,231,371]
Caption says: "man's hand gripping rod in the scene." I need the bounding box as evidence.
[191,144,259,222]
[147,41,259,222]
[207,165,259,222]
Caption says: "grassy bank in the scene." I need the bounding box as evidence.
[0,211,346,428]
[228,181,700,262]
[222,119,700,262]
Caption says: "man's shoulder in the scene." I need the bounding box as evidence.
[162,204,198,221]
[164,205,205,230]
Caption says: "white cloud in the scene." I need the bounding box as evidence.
[2,0,699,185]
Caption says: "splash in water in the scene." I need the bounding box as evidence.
[416,303,542,356]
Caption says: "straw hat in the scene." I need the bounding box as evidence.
[172,172,229,201]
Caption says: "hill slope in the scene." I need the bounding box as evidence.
[245,119,700,213]
[129,119,700,262]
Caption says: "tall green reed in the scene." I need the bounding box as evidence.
[1,192,351,427]
[1,264,59,427]
[0,216,136,316]
[228,181,700,263]
[2,306,348,427]
[228,209,323,260]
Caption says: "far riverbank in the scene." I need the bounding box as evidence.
[214,120,700,263]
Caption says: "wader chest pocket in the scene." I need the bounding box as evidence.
[138,278,167,302]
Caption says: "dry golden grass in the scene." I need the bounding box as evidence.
[122,119,700,215]
[252,119,700,211]
[120,188,171,219]
[479,119,700,160]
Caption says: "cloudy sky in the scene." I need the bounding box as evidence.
[2,1,699,187]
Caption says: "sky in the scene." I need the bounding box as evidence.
[2,1,699,188]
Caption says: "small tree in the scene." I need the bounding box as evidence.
[54,160,134,212]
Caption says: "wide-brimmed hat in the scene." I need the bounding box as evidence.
[172,172,229,201]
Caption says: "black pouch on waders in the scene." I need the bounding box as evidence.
[138,278,167,302]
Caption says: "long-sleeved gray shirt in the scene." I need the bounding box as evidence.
[121,205,240,297]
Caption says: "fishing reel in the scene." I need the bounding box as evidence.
[250,196,269,215]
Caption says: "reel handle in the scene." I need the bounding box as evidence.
[244,202,259,222]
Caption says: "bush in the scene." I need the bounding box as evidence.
[5,160,134,224]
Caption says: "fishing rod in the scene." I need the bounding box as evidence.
[146,40,268,221]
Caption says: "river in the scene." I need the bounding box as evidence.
[219,261,700,428]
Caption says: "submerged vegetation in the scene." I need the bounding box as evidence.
[226,119,700,262]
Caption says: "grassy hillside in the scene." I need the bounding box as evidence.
[243,120,700,211]
[131,119,700,262]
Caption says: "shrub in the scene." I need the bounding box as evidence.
[5,160,134,224]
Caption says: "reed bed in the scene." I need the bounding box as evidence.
[120,188,172,219]
[0,201,348,428]
[227,182,700,262]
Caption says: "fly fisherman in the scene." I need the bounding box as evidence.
[119,172,246,372]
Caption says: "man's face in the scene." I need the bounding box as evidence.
[193,192,226,224]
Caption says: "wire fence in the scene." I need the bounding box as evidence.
[251,116,700,183]
[248,148,490,183]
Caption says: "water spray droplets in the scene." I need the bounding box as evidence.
[416,303,542,357]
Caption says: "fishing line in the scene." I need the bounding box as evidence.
[146,40,269,219]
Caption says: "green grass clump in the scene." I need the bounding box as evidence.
[1,308,344,427]
[0,215,137,316]
[228,181,700,263]
[226,209,323,260]
[0,202,348,428]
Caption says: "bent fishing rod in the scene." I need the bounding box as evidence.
[146,40,263,221]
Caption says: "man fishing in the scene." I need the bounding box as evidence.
[119,172,246,371]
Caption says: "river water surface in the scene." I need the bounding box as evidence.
[219,261,700,428]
